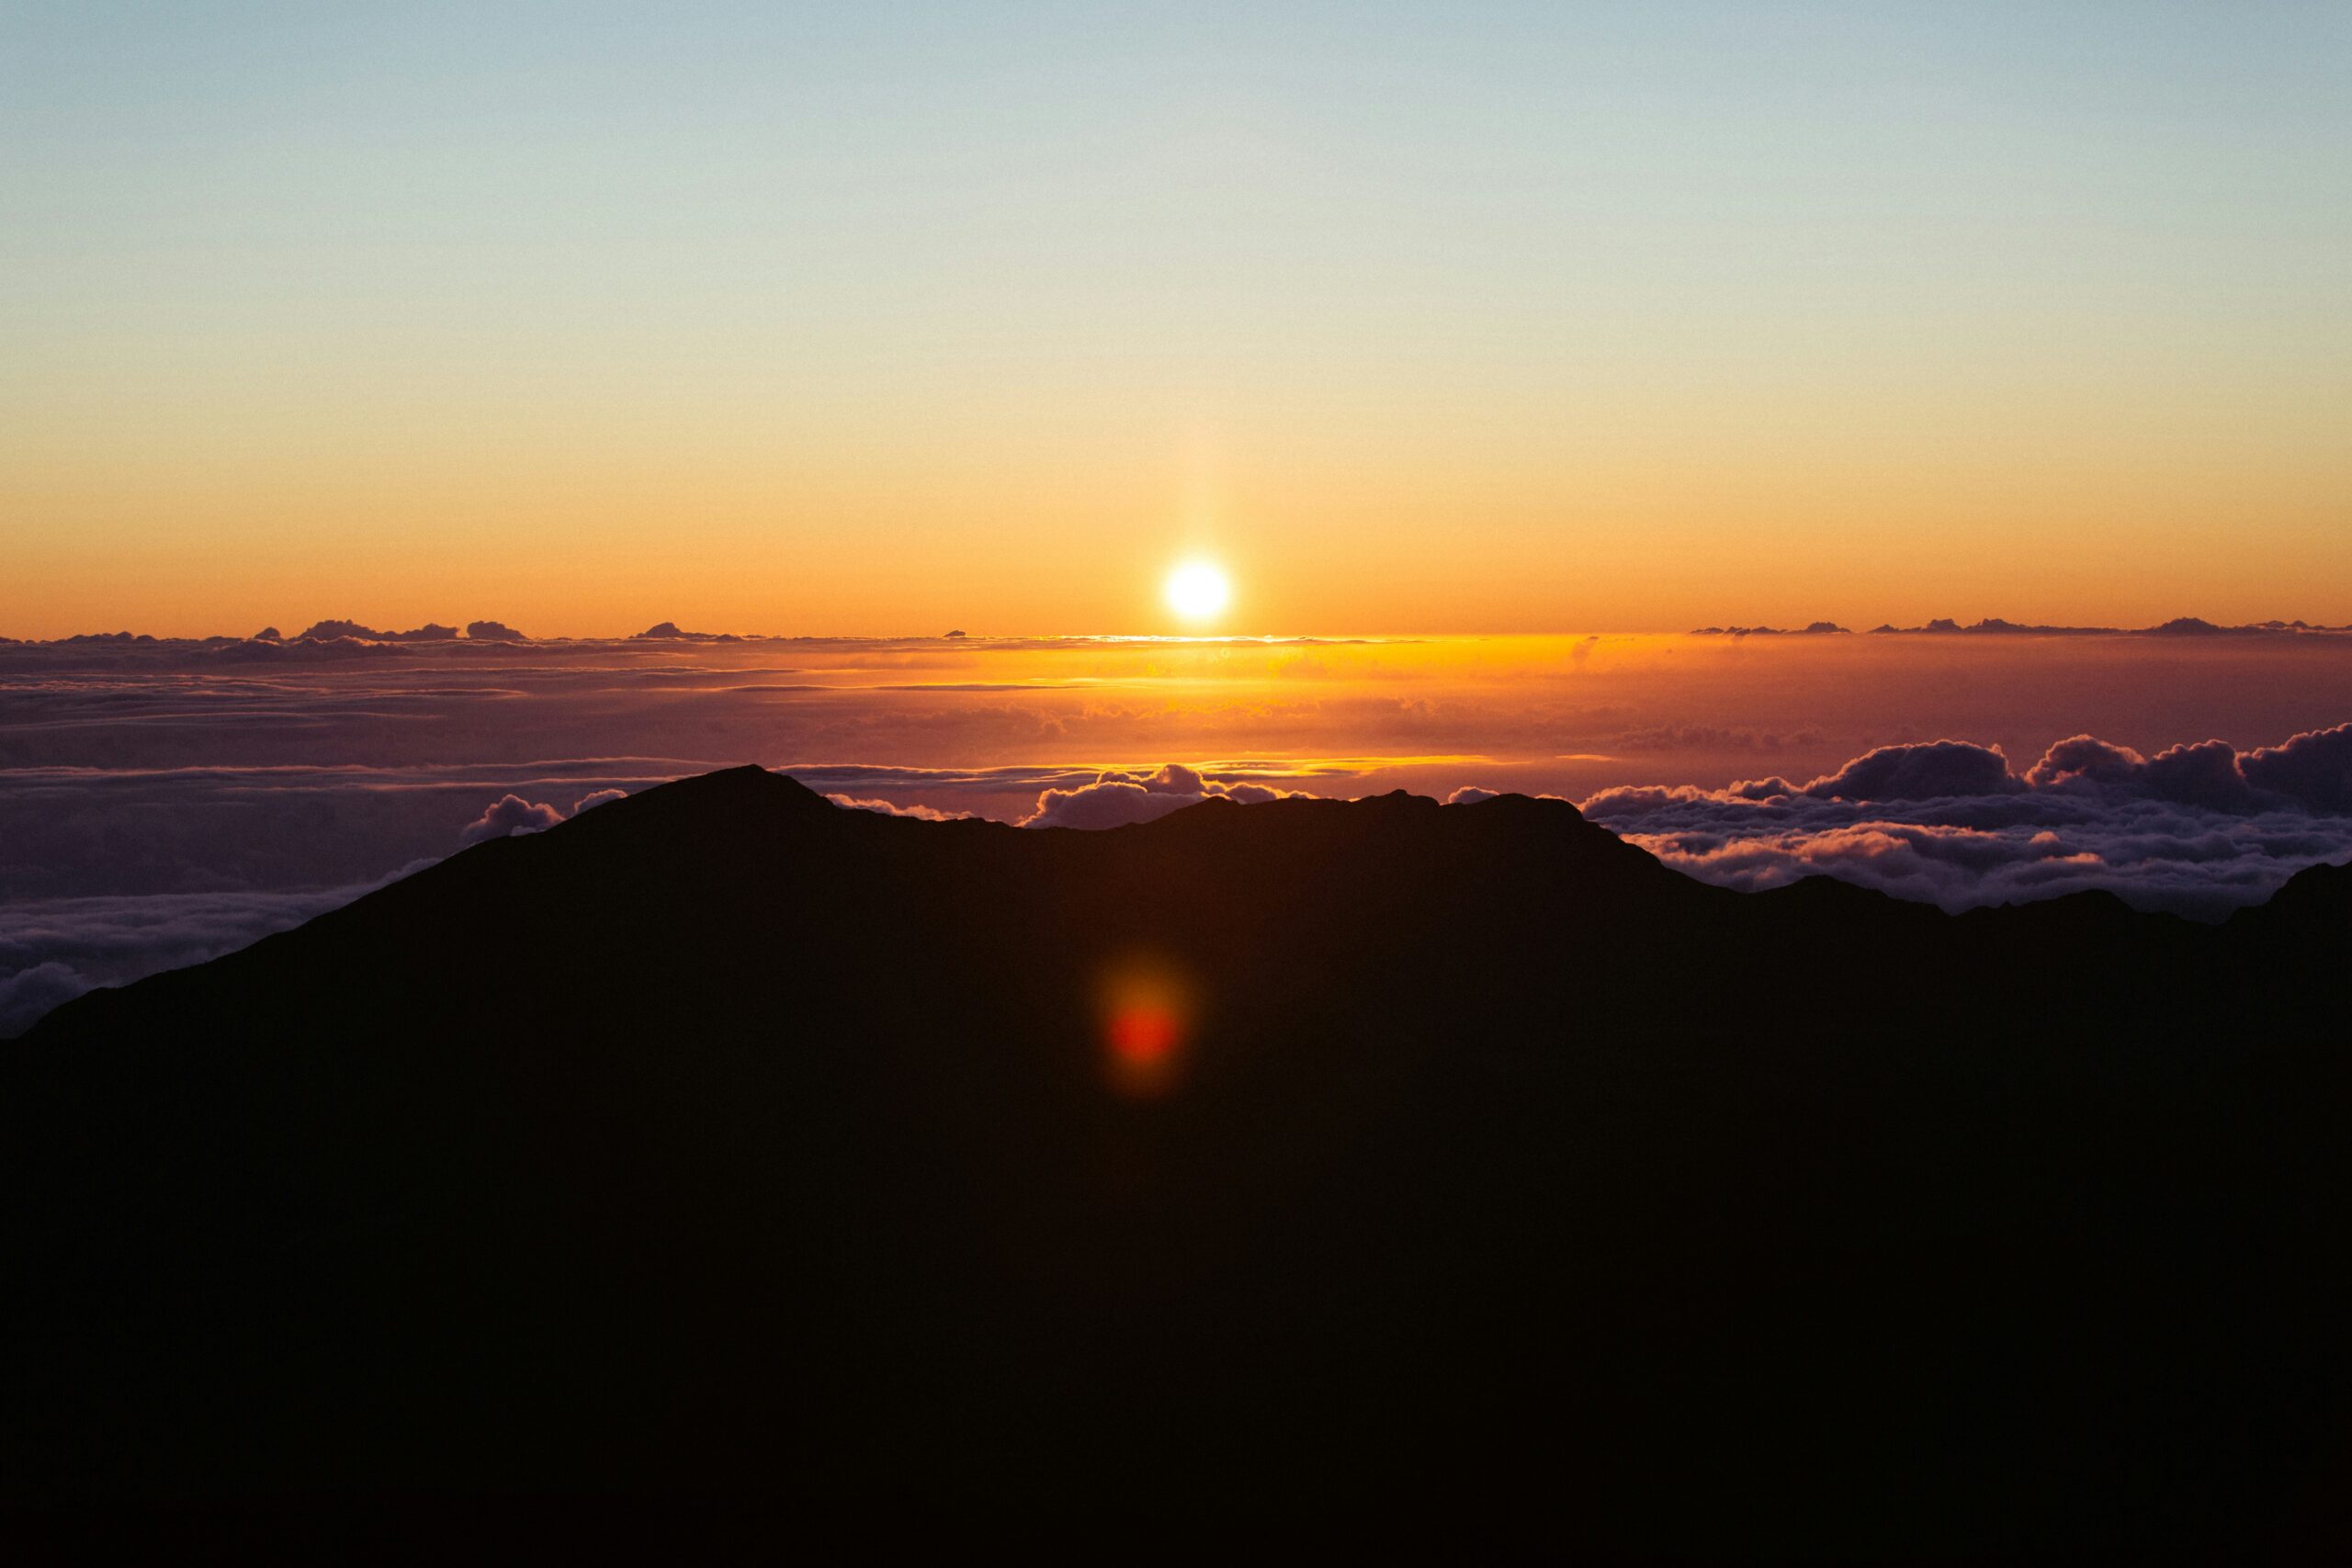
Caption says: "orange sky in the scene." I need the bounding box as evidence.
[6,6,2348,640]
[11,389,2346,641]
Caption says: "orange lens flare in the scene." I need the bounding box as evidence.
[1097,958,1195,1098]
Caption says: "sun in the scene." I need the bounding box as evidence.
[1164,560,1232,624]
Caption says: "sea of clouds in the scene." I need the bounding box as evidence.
[6,631,2351,1033]
[1568,723,2352,919]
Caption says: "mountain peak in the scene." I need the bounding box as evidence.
[6,767,2346,1554]
[609,764,836,817]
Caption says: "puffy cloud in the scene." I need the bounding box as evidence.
[460,784,642,843]
[1572,783,1727,818]
[825,795,971,821]
[2242,722,2352,812]
[1022,764,1304,829]
[1797,739,2020,802]
[2018,733,2254,809]
[2141,739,2256,809]
[784,759,1371,796]
[2024,735,2144,789]
[1446,785,1572,807]
[1582,724,2352,918]
[1603,740,2024,812]
[2021,722,2352,813]
[459,794,564,845]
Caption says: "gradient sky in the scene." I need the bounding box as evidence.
[6,3,2348,638]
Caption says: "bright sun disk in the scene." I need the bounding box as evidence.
[1165,561,1232,623]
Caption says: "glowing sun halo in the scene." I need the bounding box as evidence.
[1165,561,1232,623]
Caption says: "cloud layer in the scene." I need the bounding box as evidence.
[1020,764,1304,829]
[1577,724,2352,918]
[0,782,638,1035]
[0,869,433,1036]
[10,630,2352,1029]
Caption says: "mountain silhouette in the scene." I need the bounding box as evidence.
[6,768,2347,1554]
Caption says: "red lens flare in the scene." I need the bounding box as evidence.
[1097,958,1195,1098]
[1109,1006,1179,1066]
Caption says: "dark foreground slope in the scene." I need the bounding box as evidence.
[6,769,2349,1554]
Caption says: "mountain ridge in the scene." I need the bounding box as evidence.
[6,769,2347,1554]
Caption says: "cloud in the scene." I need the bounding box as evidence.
[786,762,1110,795]
[1792,739,2020,802]
[459,794,565,845]
[0,761,707,903]
[1446,784,1576,807]
[2241,722,2352,812]
[1598,740,2022,812]
[8,626,2351,929]
[1021,764,1306,829]
[2022,734,2252,809]
[0,963,91,1038]
[781,758,1387,796]
[1581,724,2352,918]
[294,619,459,643]
[0,865,435,1036]
[825,794,971,821]
[461,784,638,842]
[2021,722,2352,813]
[2023,735,2145,790]
[1609,725,1825,753]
